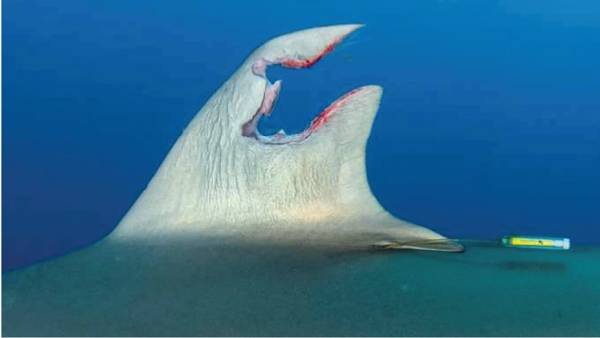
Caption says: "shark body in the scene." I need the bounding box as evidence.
[3,24,463,336]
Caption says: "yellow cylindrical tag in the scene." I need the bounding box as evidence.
[502,236,570,250]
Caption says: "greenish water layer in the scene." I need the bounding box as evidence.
[3,240,600,336]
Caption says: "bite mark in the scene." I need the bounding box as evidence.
[307,87,364,133]
[280,38,342,69]
[244,31,358,144]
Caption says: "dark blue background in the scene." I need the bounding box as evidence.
[4,0,600,270]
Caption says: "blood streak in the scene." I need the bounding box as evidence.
[245,30,362,144]
[308,87,364,133]
[280,37,343,69]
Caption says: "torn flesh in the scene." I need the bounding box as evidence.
[241,32,363,145]
[111,24,463,253]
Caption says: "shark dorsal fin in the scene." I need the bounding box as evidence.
[110,25,462,252]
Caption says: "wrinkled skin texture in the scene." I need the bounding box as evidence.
[111,24,460,251]
[3,25,472,336]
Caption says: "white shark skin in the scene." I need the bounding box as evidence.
[7,25,600,337]
[108,24,461,252]
[2,24,463,336]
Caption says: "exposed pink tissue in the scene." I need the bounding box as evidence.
[258,80,281,116]
[244,29,360,144]
[280,36,343,69]
[251,59,269,77]
[307,87,364,133]
[241,80,281,138]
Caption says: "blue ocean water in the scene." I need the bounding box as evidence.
[3,0,600,270]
